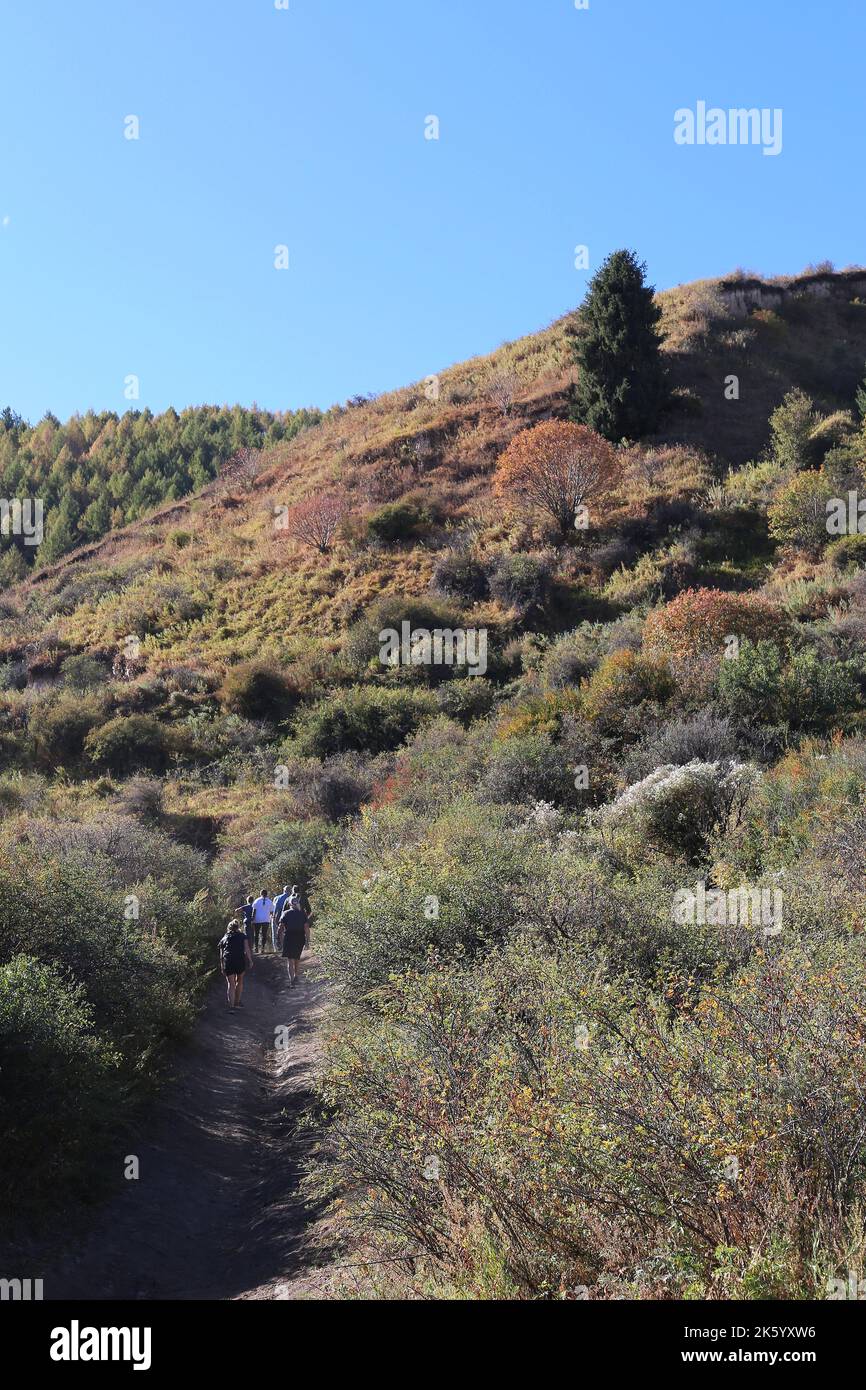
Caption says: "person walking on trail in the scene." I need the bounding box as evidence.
[277,895,310,988]
[251,889,274,953]
[239,895,254,943]
[271,884,291,953]
[219,919,253,1010]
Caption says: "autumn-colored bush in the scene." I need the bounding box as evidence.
[580,648,676,737]
[643,587,787,661]
[494,419,618,536]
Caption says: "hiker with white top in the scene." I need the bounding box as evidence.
[251,889,274,953]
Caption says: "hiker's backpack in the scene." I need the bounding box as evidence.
[221,932,247,972]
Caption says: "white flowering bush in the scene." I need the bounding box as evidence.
[601,759,759,862]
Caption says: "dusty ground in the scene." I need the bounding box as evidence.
[38,952,333,1301]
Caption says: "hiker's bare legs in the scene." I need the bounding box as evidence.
[224,972,235,1006]
[235,974,245,1005]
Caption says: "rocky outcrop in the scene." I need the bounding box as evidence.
[717,269,866,317]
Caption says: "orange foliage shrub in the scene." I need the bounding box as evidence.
[494,420,618,535]
[643,587,788,661]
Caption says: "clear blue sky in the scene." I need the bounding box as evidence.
[1,0,863,422]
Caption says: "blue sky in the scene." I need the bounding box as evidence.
[1,0,863,422]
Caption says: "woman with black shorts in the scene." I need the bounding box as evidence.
[219,918,253,1010]
[278,900,309,987]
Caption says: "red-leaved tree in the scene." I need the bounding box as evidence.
[282,491,349,554]
[494,419,617,536]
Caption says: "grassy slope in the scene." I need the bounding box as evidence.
[3,270,864,680]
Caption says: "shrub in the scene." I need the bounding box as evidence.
[118,776,165,823]
[0,956,121,1207]
[826,532,866,571]
[366,501,428,545]
[768,388,819,471]
[487,552,551,616]
[318,799,526,998]
[219,661,300,721]
[643,587,787,661]
[282,753,376,821]
[481,732,582,809]
[292,686,436,758]
[768,470,835,555]
[85,714,171,774]
[716,639,786,725]
[60,652,110,692]
[625,710,741,782]
[322,940,866,1299]
[600,758,758,861]
[0,847,196,1070]
[431,550,490,602]
[435,677,495,725]
[343,595,464,681]
[281,490,350,553]
[29,695,104,769]
[213,814,338,910]
[580,649,676,737]
[717,639,860,732]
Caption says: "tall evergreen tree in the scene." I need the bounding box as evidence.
[571,249,667,441]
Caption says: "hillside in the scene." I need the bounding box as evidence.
[5,263,866,1300]
[4,267,866,671]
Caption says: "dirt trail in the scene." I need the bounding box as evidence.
[42,953,332,1301]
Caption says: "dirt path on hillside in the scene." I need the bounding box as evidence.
[40,954,333,1301]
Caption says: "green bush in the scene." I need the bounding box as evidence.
[366,501,429,545]
[487,553,551,615]
[219,661,300,722]
[292,686,436,757]
[580,649,676,737]
[30,694,104,769]
[826,532,866,571]
[767,470,834,554]
[0,956,121,1207]
[435,677,495,725]
[213,814,338,910]
[60,652,111,692]
[85,713,171,774]
[318,799,526,998]
[343,595,463,677]
[717,639,860,732]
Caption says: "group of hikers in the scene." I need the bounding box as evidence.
[217,886,311,1010]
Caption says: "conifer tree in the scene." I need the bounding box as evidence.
[571,249,667,441]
